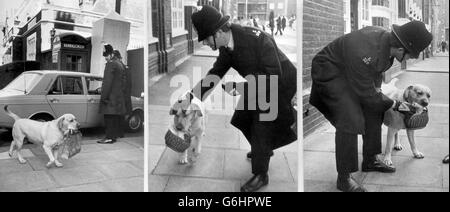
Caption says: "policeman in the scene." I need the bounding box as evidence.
[98,44,127,144]
[310,21,432,192]
[190,5,297,192]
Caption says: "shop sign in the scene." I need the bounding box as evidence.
[63,43,85,49]
[27,32,37,61]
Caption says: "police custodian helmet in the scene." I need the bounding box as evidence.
[191,5,230,42]
[392,21,433,58]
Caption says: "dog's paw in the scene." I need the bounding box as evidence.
[394,144,403,151]
[383,157,393,166]
[55,161,64,168]
[178,155,189,165]
[18,158,27,164]
[413,151,425,159]
[46,161,55,168]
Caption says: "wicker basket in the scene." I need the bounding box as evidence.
[165,129,191,153]
[60,132,82,159]
[404,110,429,130]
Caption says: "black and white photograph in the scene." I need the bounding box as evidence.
[0,0,145,192]
[147,0,299,192]
[303,0,449,192]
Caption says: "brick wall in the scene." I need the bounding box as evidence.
[303,0,345,136]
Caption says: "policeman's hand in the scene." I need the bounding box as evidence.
[392,101,413,113]
[222,82,241,96]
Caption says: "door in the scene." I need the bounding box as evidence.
[85,76,104,128]
[62,53,87,72]
[46,76,88,125]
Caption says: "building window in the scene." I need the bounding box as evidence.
[66,55,83,72]
[362,0,370,21]
[172,0,185,37]
[372,0,389,8]
[372,17,390,29]
[398,0,407,18]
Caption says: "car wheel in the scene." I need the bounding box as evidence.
[30,114,54,122]
[126,111,143,133]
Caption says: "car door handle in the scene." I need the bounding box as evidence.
[88,98,95,103]
[50,98,59,103]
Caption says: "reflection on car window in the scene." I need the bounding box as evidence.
[49,76,84,95]
[4,73,43,93]
[86,77,103,95]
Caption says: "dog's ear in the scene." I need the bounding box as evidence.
[58,117,66,132]
[170,108,178,116]
[187,92,194,103]
[404,86,415,103]
[190,104,203,118]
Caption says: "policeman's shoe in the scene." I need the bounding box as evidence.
[246,151,274,160]
[240,174,269,192]
[97,138,117,144]
[337,174,367,192]
[362,158,396,173]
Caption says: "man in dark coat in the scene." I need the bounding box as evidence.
[310,21,432,192]
[113,50,133,138]
[98,44,127,144]
[281,16,287,32]
[191,5,297,192]
[269,11,275,36]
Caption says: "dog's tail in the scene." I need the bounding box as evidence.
[4,106,21,121]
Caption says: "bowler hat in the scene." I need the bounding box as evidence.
[192,5,230,42]
[103,44,114,57]
[392,21,433,58]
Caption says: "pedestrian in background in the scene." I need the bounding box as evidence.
[98,44,126,144]
[441,40,447,53]
[269,11,275,36]
[275,16,283,36]
[282,16,287,32]
[113,50,133,138]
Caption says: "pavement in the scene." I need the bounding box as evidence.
[148,28,299,192]
[0,133,144,192]
[304,55,449,192]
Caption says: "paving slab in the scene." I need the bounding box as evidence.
[149,145,166,173]
[104,149,143,162]
[304,151,366,183]
[0,159,34,175]
[363,156,443,188]
[48,166,108,187]
[153,148,225,179]
[102,177,144,192]
[0,171,56,192]
[149,175,170,192]
[164,176,239,192]
[48,183,109,192]
[96,162,142,179]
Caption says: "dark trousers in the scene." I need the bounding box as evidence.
[104,115,122,140]
[335,109,384,174]
[240,123,273,175]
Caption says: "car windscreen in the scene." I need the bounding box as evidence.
[3,73,43,93]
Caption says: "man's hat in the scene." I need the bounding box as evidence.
[191,5,230,42]
[113,50,122,59]
[392,21,433,58]
[103,44,114,57]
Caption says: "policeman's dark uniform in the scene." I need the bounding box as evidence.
[310,22,433,177]
[99,56,127,141]
[192,13,297,177]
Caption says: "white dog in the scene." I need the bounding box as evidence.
[169,92,206,164]
[381,79,432,167]
[4,106,80,168]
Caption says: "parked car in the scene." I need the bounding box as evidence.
[0,71,144,133]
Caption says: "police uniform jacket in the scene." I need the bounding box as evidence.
[194,24,297,150]
[310,26,395,135]
[99,59,127,115]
